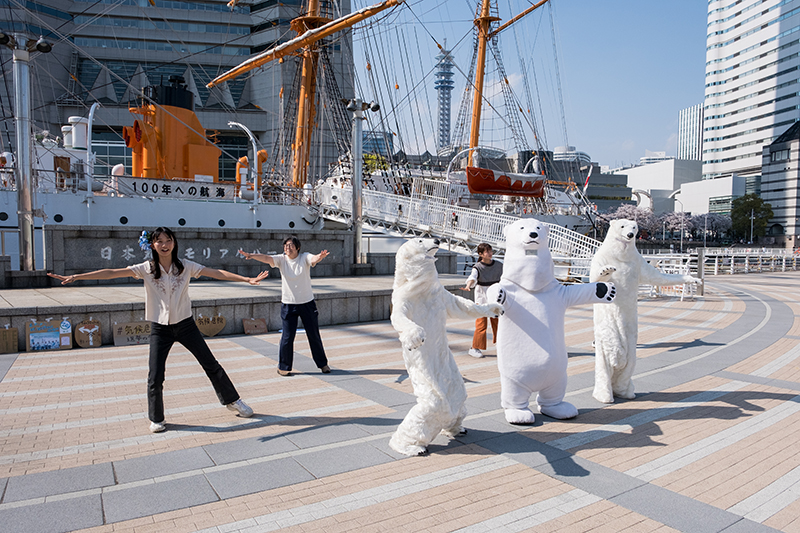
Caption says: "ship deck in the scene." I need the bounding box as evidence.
[1,272,800,532]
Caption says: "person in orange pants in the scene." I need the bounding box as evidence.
[462,243,503,357]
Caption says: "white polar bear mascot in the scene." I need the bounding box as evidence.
[390,237,504,456]
[487,219,616,425]
[590,219,701,404]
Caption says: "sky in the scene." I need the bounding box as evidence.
[352,0,709,168]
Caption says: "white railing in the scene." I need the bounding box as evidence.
[316,178,601,280]
[699,248,800,275]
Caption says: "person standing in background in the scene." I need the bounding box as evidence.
[462,243,503,358]
[239,237,330,376]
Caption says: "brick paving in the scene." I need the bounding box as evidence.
[2,272,800,531]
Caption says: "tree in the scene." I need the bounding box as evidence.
[604,205,658,236]
[730,194,773,242]
[690,213,731,241]
[363,153,389,173]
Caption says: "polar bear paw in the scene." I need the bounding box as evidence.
[592,390,614,404]
[481,302,504,317]
[505,408,536,425]
[683,275,702,284]
[400,326,425,350]
[596,282,616,302]
[389,438,428,456]
[441,427,467,438]
[494,287,507,306]
[539,401,579,419]
[598,266,616,280]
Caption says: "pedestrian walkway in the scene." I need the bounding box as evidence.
[1,272,800,532]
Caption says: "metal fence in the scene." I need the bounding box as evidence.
[316,178,601,279]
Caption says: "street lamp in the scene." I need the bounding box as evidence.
[0,32,53,271]
[345,98,380,264]
[750,208,755,244]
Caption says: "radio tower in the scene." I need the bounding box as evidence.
[434,42,455,152]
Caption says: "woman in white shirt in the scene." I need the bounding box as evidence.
[48,227,268,433]
[239,237,330,376]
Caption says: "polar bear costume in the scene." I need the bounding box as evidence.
[590,219,701,404]
[389,237,503,456]
[487,219,616,425]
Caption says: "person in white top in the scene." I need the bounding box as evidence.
[239,237,330,376]
[48,227,268,434]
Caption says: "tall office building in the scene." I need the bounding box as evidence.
[0,0,353,182]
[702,0,800,181]
[678,103,703,161]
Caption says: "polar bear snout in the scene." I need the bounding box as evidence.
[626,232,635,239]
[529,232,538,240]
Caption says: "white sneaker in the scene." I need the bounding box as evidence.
[226,399,254,418]
[468,348,483,358]
[149,421,166,433]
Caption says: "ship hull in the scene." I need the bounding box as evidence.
[466,167,545,197]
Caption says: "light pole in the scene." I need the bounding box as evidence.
[750,208,755,244]
[704,213,708,249]
[1,32,53,271]
[673,197,685,253]
[346,98,380,264]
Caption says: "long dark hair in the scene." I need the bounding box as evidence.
[149,227,184,279]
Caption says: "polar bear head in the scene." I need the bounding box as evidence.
[393,237,441,291]
[603,219,639,255]
[500,218,556,292]
[609,219,638,243]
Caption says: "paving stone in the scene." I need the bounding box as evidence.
[203,434,299,465]
[352,413,406,436]
[0,494,102,533]
[3,462,114,503]
[283,420,373,449]
[0,353,18,382]
[205,457,315,499]
[103,474,218,524]
[113,446,216,484]
[293,441,394,478]
[610,482,741,533]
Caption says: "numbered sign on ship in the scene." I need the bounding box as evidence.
[113,321,151,346]
[26,320,72,352]
[75,319,102,348]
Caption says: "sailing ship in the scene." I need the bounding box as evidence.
[1,0,595,273]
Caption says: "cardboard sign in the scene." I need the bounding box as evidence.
[113,321,151,346]
[74,319,102,348]
[26,319,72,352]
[0,328,18,354]
[196,315,226,337]
[243,318,267,335]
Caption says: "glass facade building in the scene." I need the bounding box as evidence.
[678,103,703,161]
[703,0,800,181]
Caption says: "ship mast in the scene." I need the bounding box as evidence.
[467,0,549,168]
[208,0,404,188]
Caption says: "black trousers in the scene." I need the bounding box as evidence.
[147,317,239,423]
[278,301,328,371]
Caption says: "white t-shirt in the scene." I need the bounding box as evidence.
[271,252,314,304]
[128,259,205,325]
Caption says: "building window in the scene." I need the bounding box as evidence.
[771,149,790,162]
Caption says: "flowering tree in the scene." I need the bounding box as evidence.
[691,213,731,241]
[604,205,658,235]
[659,211,694,234]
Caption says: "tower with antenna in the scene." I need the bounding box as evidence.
[434,42,455,153]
